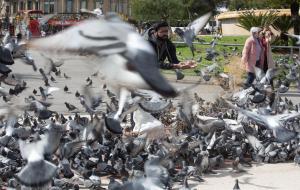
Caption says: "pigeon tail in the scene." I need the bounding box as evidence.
[124,50,177,98]
[15,160,57,187]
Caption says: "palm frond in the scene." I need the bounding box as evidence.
[237,10,279,31]
[272,14,293,33]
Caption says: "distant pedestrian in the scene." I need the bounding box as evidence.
[241,27,264,89]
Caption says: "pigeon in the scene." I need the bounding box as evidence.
[64,85,69,93]
[59,158,74,178]
[232,157,246,173]
[260,68,277,85]
[38,14,57,26]
[18,52,37,71]
[108,176,122,189]
[50,75,56,82]
[16,133,58,187]
[230,103,300,142]
[174,12,212,56]
[40,53,65,72]
[175,69,185,80]
[60,140,86,159]
[179,176,191,190]
[29,13,177,98]
[39,86,60,100]
[80,8,104,18]
[0,63,12,75]
[79,88,103,115]
[285,33,300,45]
[39,68,50,86]
[33,89,37,95]
[65,102,78,111]
[75,91,81,97]
[233,179,241,190]
[137,91,172,113]
[132,108,165,139]
[91,71,99,77]
[55,69,61,76]
[30,14,179,134]
[87,80,93,87]
[64,73,71,79]
[0,46,14,65]
[0,125,14,147]
[294,147,300,166]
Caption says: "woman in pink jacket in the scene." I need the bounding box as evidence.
[241,27,265,89]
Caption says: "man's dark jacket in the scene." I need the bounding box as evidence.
[147,32,180,69]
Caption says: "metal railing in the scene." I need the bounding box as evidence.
[172,41,300,97]
[172,41,300,56]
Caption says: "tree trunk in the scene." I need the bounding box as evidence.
[280,32,289,46]
[291,1,300,45]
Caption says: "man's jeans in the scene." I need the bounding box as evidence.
[244,72,255,89]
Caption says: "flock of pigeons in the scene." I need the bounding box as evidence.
[0,9,300,190]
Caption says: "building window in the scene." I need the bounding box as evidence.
[120,0,123,13]
[28,0,33,10]
[81,0,87,9]
[35,1,40,10]
[13,2,18,13]
[49,0,54,13]
[20,1,24,11]
[44,1,49,13]
[95,0,103,8]
[66,0,73,13]
[44,0,54,14]
[110,0,116,12]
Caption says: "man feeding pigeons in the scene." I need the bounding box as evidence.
[147,21,197,69]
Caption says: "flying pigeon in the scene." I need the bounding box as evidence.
[16,133,59,187]
[285,33,300,45]
[174,12,212,56]
[29,13,176,98]
[228,102,300,142]
[29,13,177,134]
[80,8,104,18]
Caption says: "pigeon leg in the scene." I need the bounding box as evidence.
[114,87,130,120]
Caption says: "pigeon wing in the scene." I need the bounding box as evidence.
[30,19,127,56]
[188,12,212,36]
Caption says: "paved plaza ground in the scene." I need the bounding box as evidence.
[1,50,300,189]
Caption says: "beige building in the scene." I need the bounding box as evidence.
[216,9,295,35]
[3,0,130,16]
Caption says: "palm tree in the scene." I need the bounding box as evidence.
[272,15,293,46]
[237,10,279,31]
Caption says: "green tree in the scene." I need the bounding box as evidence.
[227,0,294,10]
[130,0,217,24]
[272,15,293,46]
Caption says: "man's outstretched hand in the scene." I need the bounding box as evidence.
[174,60,197,69]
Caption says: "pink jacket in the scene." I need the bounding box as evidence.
[241,36,265,73]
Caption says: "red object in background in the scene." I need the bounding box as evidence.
[29,19,41,37]
[18,10,43,37]
[48,19,79,27]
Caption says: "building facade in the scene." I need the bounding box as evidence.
[216,9,295,35]
[4,0,130,16]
